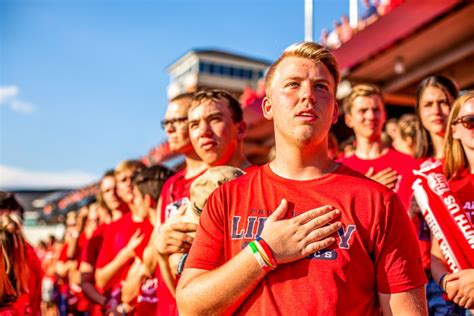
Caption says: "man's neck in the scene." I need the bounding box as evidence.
[130,204,147,222]
[111,210,122,222]
[395,142,414,157]
[111,203,129,221]
[183,154,207,179]
[220,143,252,170]
[271,140,339,181]
[354,136,388,159]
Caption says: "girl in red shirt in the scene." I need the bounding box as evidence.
[432,92,474,312]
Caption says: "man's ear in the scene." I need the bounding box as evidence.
[262,96,273,120]
[344,112,353,128]
[236,121,247,141]
[332,101,339,124]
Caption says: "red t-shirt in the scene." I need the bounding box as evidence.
[159,169,205,223]
[340,148,419,210]
[95,213,154,293]
[134,276,158,316]
[186,164,426,314]
[58,234,90,312]
[449,171,474,224]
[81,223,108,267]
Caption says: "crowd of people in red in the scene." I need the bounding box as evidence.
[321,0,404,49]
[1,42,473,316]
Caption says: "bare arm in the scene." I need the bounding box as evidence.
[433,239,474,309]
[153,205,197,293]
[379,286,427,316]
[95,230,144,289]
[176,199,341,315]
[177,248,267,315]
[430,238,447,284]
[121,257,148,306]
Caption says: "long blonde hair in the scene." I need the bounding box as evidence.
[0,213,29,305]
[443,91,474,180]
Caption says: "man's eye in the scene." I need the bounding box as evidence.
[315,83,329,91]
[285,82,299,87]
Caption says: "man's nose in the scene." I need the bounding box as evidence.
[300,82,317,105]
[365,109,377,119]
[165,122,176,134]
[198,120,212,137]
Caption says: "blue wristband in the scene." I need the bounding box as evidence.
[438,273,448,292]
[177,253,189,276]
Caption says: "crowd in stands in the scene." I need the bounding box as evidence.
[321,0,404,49]
[1,41,473,316]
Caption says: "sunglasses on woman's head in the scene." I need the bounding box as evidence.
[453,115,474,130]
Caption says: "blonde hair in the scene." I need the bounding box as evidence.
[343,83,383,114]
[115,159,146,176]
[443,92,474,180]
[443,91,474,180]
[0,213,29,304]
[265,42,340,96]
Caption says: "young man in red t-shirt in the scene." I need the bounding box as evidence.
[79,170,128,315]
[339,84,420,210]
[142,90,253,315]
[177,42,427,315]
[117,165,174,315]
[94,160,146,310]
[138,93,207,316]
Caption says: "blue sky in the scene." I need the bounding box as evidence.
[1,0,349,189]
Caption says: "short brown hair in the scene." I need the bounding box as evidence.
[132,165,175,201]
[189,89,243,123]
[265,42,340,96]
[343,84,383,114]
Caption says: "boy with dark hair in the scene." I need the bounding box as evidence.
[115,165,174,315]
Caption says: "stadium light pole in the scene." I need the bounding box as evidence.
[305,0,313,42]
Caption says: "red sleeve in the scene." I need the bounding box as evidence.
[95,225,114,269]
[58,243,69,262]
[25,243,43,316]
[134,221,154,261]
[374,192,427,293]
[186,188,226,270]
[82,226,104,266]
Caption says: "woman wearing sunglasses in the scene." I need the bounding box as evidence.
[431,91,474,314]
